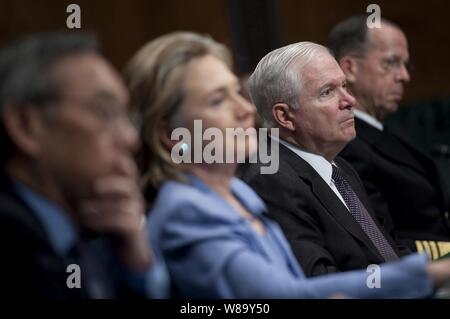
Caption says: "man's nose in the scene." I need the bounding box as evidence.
[117,117,139,152]
[396,63,411,83]
[339,88,356,109]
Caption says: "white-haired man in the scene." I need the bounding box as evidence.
[241,41,403,276]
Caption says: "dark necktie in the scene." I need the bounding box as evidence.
[332,164,399,262]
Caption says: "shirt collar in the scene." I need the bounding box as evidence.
[354,109,384,131]
[270,135,334,185]
[13,182,78,256]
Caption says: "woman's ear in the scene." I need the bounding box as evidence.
[2,105,47,157]
[159,120,176,151]
[272,103,295,132]
[339,56,358,83]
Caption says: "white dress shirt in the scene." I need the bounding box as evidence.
[354,109,384,131]
[270,135,348,209]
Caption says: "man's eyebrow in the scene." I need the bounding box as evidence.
[318,80,338,91]
[386,54,409,62]
[91,90,131,109]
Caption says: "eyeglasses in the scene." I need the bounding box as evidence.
[350,55,413,74]
[379,56,414,73]
[83,99,132,127]
[47,93,134,130]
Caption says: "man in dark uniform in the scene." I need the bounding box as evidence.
[328,15,450,258]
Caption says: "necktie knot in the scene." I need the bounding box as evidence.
[331,164,344,184]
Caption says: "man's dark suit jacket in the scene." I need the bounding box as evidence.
[0,175,130,299]
[240,141,400,277]
[340,118,450,256]
[0,176,82,298]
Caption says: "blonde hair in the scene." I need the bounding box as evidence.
[125,32,232,194]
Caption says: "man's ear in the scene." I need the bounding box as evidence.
[2,105,47,157]
[272,103,295,132]
[339,56,358,83]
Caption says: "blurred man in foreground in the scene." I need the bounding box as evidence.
[0,32,165,298]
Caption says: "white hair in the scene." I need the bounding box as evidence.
[249,41,330,128]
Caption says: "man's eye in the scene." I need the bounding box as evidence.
[320,88,333,97]
[382,57,401,70]
[97,107,115,119]
[95,104,126,123]
[385,59,397,66]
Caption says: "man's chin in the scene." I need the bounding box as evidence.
[343,129,357,142]
[384,101,401,114]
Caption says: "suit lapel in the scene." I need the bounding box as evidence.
[388,129,445,191]
[355,118,431,178]
[356,118,447,206]
[278,143,384,260]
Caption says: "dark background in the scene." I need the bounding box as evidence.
[1,0,449,103]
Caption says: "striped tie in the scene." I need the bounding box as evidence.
[332,164,398,262]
